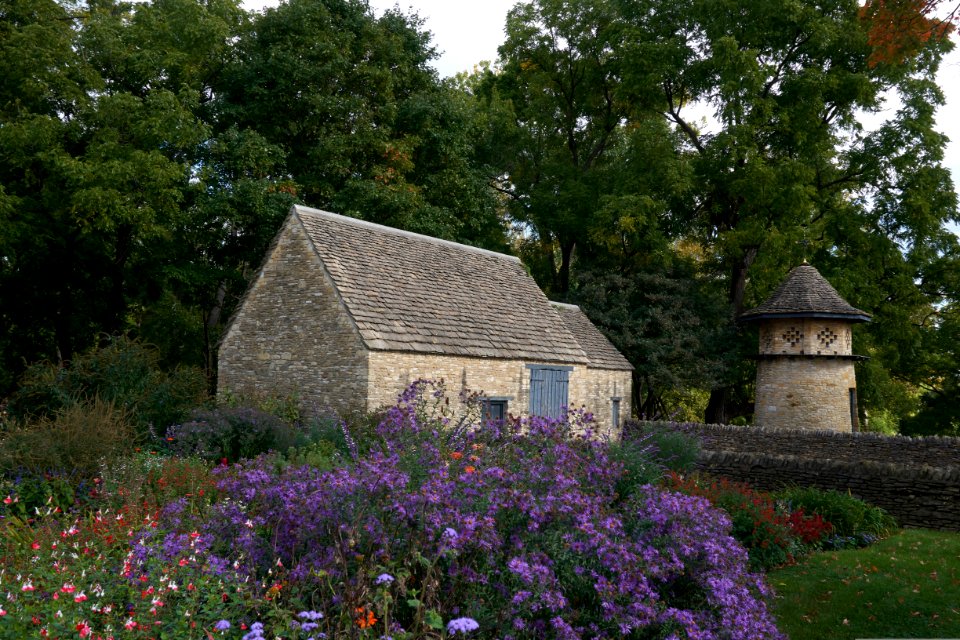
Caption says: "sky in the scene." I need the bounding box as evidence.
[246,0,960,199]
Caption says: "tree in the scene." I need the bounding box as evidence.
[214,0,503,246]
[0,0,244,390]
[861,0,956,66]
[475,0,637,296]
[481,0,958,425]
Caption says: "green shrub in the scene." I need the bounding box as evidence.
[774,486,897,541]
[7,335,207,438]
[166,407,305,463]
[622,420,701,473]
[0,397,135,478]
[607,437,664,502]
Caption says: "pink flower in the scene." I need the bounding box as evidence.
[61,583,76,593]
[74,592,87,603]
[21,580,35,591]
[124,618,137,630]
[76,621,92,637]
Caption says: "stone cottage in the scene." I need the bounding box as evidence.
[739,262,871,432]
[218,205,633,433]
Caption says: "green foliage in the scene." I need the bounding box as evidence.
[480,0,959,425]
[573,264,735,418]
[0,474,85,522]
[0,396,134,480]
[166,406,306,463]
[606,438,666,503]
[774,486,898,541]
[96,452,218,516]
[622,420,702,474]
[7,336,207,437]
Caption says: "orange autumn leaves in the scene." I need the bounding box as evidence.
[860,0,957,66]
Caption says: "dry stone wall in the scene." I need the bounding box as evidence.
[699,450,960,530]
[650,422,960,468]
[637,420,960,530]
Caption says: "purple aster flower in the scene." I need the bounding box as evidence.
[375,573,394,585]
[447,617,480,635]
[298,610,324,621]
[214,620,231,631]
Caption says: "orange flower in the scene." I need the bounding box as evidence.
[469,455,479,462]
[450,452,463,460]
[464,466,476,474]
[355,607,377,629]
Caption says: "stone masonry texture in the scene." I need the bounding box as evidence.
[638,421,960,530]
[367,351,632,436]
[218,215,369,414]
[754,357,857,431]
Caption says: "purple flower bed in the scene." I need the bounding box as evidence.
[144,382,784,639]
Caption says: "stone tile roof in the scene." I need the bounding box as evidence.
[551,303,634,371]
[294,205,591,363]
[739,262,871,323]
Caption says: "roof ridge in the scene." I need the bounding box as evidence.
[739,263,871,322]
[549,301,580,310]
[293,205,520,263]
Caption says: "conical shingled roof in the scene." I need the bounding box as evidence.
[739,263,871,323]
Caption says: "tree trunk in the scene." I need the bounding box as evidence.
[558,239,576,296]
[204,280,228,391]
[705,246,759,424]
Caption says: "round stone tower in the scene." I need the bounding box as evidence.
[739,263,871,432]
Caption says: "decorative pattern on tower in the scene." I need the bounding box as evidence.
[739,262,870,432]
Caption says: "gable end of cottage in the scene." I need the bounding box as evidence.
[217,212,369,413]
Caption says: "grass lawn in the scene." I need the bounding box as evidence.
[769,528,960,639]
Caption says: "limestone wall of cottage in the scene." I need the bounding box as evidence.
[758,318,853,356]
[754,358,857,431]
[217,218,369,413]
[366,351,631,436]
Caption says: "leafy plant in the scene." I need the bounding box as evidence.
[774,486,897,546]
[7,336,207,438]
[165,406,321,463]
[157,382,783,639]
[623,420,702,473]
[0,397,135,479]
